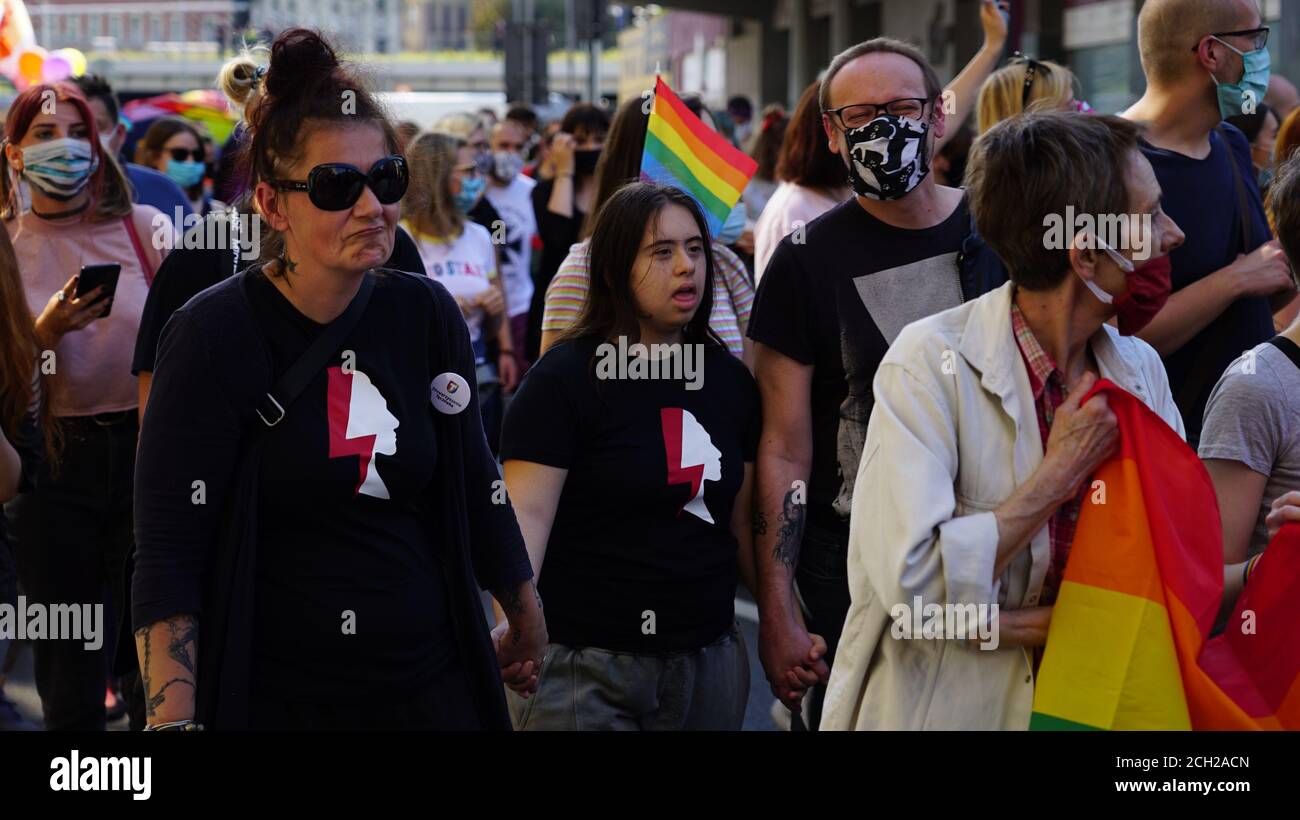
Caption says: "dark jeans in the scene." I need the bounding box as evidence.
[794,522,851,732]
[248,663,482,730]
[5,412,137,730]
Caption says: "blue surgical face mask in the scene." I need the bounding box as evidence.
[1210,36,1271,119]
[164,158,205,189]
[454,175,486,213]
[716,200,747,245]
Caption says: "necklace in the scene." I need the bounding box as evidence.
[31,201,89,220]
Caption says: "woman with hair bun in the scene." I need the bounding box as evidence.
[131,28,545,731]
[131,43,428,416]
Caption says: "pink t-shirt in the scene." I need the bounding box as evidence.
[8,205,169,416]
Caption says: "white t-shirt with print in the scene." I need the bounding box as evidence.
[403,219,498,346]
[484,174,537,318]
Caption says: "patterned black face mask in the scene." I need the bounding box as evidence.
[844,114,931,200]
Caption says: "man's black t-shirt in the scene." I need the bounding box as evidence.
[747,195,973,538]
[500,335,759,652]
[131,217,426,375]
[1139,124,1274,445]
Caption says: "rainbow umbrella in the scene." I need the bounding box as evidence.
[123,90,239,143]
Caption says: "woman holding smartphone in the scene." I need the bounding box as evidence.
[501,182,768,730]
[1,81,170,730]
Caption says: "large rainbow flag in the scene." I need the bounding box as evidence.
[641,76,758,239]
[1030,381,1300,730]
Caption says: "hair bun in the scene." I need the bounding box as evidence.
[264,28,340,99]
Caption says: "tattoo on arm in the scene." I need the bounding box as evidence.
[772,488,806,571]
[136,615,197,719]
[752,509,768,537]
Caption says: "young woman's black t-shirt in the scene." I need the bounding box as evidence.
[500,335,760,652]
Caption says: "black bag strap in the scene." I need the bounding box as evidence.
[254,272,376,427]
[1218,124,1253,254]
[1268,334,1300,373]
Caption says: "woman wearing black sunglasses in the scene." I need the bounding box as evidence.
[130,28,546,731]
[135,117,225,218]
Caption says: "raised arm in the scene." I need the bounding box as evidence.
[935,0,1008,151]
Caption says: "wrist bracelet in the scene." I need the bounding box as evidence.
[143,719,204,732]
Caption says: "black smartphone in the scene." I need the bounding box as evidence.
[75,263,122,318]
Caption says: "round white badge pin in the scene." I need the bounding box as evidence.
[431,371,471,414]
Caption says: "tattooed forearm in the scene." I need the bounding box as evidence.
[135,614,198,720]
[495,584,525,619]
[752,509,768,537]
[772,488,806,570]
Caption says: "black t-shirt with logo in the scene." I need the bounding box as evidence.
[747,195,973,539]
[241,269,454,700]
[500,335,760,652]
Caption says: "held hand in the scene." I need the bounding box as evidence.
[36,274,106,343]
[549,132,576,177]
[758,615,829,710]
[979,0,1010,48]
[733,226,755,256]
[494,613,548,698]
[1227,240,1294,299]
[1040,371,1119,504]
[990,606,1053,648]
[1265,491,1300,541]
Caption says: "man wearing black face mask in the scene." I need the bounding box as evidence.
[747,32,1009,728]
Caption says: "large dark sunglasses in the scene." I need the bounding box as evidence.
[168,147,205,163]
[271,155,408,211]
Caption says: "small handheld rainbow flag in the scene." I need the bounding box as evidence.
[640,76,758,239]
[1030,381,1300,730]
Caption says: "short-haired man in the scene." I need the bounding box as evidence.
[822,112,1185,730]
[73,74,193,223]
[486,119,539,384]
[1122,0,1296,446]
[746,29,1009,726]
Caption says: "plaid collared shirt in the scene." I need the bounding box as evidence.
[1010,304,1086,608]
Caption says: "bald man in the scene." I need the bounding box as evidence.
[1122,0,1296,446]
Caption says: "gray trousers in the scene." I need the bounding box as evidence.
[509,622,749,731]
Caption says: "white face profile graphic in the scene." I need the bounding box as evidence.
[663,407,722,524]
[329,367,400,499]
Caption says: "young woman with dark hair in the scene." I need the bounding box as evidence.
[1,80,171,731]
[134,116,226,218]
[526,102,611,358]
[130,28,545,731]
[500,182,762,730]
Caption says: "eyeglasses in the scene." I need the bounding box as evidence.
[271,155,408,211]
[1008,52,1042,108]
[1193,26,1269,52]
[1092,235,1135,273]
[167,147,205,163]
[822,97,930,131]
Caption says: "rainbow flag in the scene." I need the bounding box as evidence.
[1030,381,1300,730]
[641,76,758,239]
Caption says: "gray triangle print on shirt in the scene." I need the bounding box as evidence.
[851,251,963,344]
